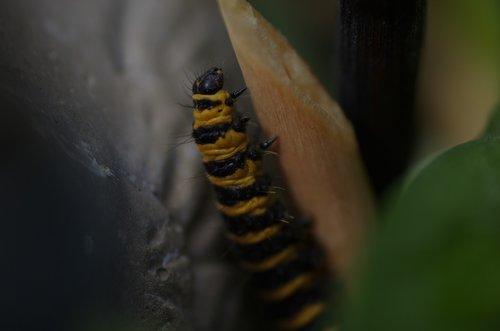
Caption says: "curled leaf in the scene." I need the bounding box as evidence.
[217,0,374,278]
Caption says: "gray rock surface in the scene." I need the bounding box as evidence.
[0,1,248,330]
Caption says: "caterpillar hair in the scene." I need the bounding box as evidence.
[191,67,329,330]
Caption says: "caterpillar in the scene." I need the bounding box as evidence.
[191,67,328,330]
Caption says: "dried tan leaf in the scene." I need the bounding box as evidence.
[217,0,374,279]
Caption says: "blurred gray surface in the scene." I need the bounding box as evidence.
[0,0,247,330]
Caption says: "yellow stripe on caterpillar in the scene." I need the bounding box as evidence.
[192,91,232,128]
[196,129,246,152]
[192,90,229,102]
[197,132,248,162]
[207,160,262,187]
[217,195,270,217]
[226,224,283,245]
[260,273,317,301]
[276,303,325,331]
[192,109,232,129]
[241,245,298,272]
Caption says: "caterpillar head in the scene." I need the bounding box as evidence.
[192,67,224,95]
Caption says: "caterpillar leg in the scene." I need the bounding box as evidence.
[260,136,278,150]
[231,87,247,99]
[232,116,250,131]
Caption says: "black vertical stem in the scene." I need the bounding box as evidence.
[338,0,426,195]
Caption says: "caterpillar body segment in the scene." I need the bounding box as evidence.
[191,67,327,330]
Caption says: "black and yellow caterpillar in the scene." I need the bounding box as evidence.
[191,67,328,330]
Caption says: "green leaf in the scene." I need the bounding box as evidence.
[436,0,500,66]
[344,105,500,331]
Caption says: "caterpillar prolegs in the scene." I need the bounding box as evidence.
[191,67,328,330]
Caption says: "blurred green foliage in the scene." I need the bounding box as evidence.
[434,0,500,73]
[247,0,337,93]
[343,104,500,331]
